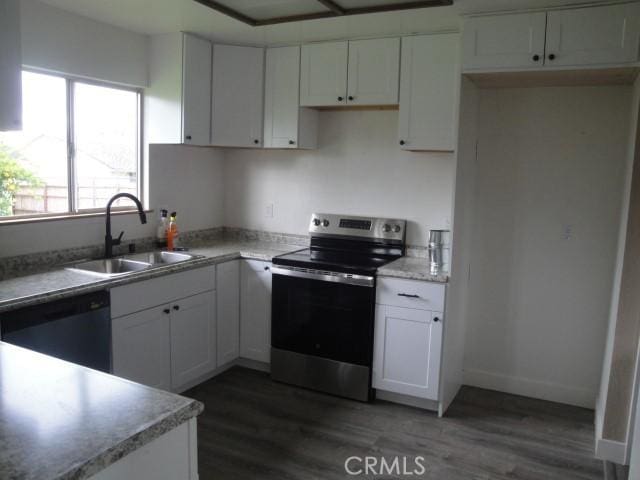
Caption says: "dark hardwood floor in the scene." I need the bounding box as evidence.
[185,367,602,480]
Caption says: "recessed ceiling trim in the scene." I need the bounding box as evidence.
[317,0,346,15]
[192,0,257,26]
[193,0,454,27]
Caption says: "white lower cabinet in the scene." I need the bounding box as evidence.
[240,260,272,363]
[112,304,172,391]
[373,278,445,401]
[170,291,217,391]
[111,266,217,392]
[216,260,240,366]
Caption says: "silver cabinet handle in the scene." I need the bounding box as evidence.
[398,293,420,298]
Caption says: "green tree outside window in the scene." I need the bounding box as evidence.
[0,144,41,217]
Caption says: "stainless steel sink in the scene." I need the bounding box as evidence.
[67,258,152,278]
[125,251,200,265]
[66,251,202,278]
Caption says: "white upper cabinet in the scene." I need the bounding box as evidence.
[546,3,640,67]
[182,34,212,146]
[462,12,547,71]
[347,37,400,105]
[300,41,348,107]
[264,46,318,149]
[398,33,459,152]
[0,0,22,132]
[463,4,640,71]
[212,44,265,148]
[146,32,211,146]
[300,38,401,107]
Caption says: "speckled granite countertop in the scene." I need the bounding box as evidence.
[377,256,449,283]
[0,342,203,480]
[0,240,303,313]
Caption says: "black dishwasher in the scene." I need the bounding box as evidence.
[0,291,111,373]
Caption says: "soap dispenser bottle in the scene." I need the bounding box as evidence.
[167,212,179,251]
[156,209,168,248]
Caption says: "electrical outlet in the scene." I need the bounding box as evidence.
[563,224,573,240]
[265,203,274,218]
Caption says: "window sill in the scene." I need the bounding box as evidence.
[0,209,154,227]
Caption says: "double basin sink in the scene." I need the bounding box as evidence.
[66,251,203,278]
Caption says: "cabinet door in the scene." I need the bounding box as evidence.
[211,45,264,147]
[546,4,640,67]
[0,0,22,131]
[373,305,442,400]
[347,37,400,106]
[112,305,172,391]
[240,260,272,363]
[462,12,547,71]
[170,291,217,390]
[181,33,211,145]
[399,33,459,152]
[217,260,240,366]
[300,42,348,107]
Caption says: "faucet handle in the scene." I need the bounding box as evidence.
[114,231,124,246]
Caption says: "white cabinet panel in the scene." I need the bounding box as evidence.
[398,33,459,152]
[217,260,240,366]
[240,260,272,363]
[264,46,318,149]
[462,12,547,71]
[211,44,264,147]
[112,305,172,391]
[0,0,22,131]
[111,266,215,318]
[373,305,442,400]
[546,3,640,67]
[170,291,217,390]
[377,277,446,312]
[300,42,348,107]
[181,34,211,145]
[347,37,400,106]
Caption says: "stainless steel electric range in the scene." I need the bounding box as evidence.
[271,213,406,402]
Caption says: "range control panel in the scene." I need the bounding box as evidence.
[309,213,406,242]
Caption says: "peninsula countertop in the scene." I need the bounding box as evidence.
[0,342,203,480]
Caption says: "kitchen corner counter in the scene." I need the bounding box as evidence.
[0,342,203,480]
[377,256,449,283]
[0,240,303,313]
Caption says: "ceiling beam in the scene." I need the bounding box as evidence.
[192,0,257,26]
[316,0,346,15]
[194,0,453,27]
[347,0,453,16]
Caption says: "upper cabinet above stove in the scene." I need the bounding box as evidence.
[462,3,640,72]
[300,37,400,107]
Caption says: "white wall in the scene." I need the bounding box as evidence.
[0,146,224,258]
[20,0,148,87]
[224,110,456,246]
[462,85,631,408]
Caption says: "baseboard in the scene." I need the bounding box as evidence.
[596,437,628,465]
[236,357,271,373]
[463,368,596,409]
[375,389,440,412]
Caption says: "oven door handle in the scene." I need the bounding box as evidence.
[271,266,375,288]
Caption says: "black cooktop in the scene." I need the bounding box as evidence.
[273,248,400,275]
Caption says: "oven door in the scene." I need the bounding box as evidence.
[271,266,376,367]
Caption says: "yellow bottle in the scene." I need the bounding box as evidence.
[167,212,179,251]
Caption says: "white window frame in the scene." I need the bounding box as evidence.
[0,69,144,223]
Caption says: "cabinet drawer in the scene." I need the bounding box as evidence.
[111,265,216,318]
[377,277,445,311]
